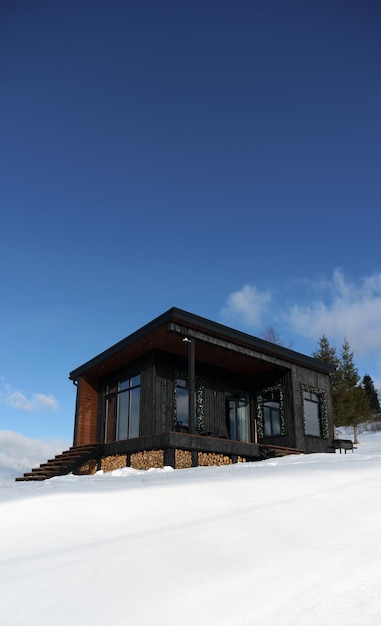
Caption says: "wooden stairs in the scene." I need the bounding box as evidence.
[258,443,306,459]
[15,444,101,482]
[14,441,307,482]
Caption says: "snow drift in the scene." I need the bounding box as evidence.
[1,432,381,625]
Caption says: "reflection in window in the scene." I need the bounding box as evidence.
[175,378,189,427]
[104,375,140,442]
[225,390,250,442]
[256,385,285,439]
[303,390,322,437]
[174,375,205,432]
[263,389,281,436]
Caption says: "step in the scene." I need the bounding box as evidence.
[15,444,102,482]
[16,475,48,482]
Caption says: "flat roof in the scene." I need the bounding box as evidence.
[69,307,336,382]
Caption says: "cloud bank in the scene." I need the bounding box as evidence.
[220,284,272,327]
[0,378,58,412]
[286,270,381,357]
[221,269,381,360]
[0,430,71,477]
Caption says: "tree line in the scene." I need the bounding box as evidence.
[312,336,380,443]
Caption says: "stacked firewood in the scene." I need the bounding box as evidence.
[198,452,232,466]
[101,454,127,473]
[175,449,192,469]
[130,449,164,470]
[75,458,97,475]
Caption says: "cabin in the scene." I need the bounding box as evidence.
[16,308,336,481]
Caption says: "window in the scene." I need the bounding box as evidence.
[104,375,140,442]
[303,390,321,437]
[174,375,205,432]
[263,389,281,436]
[256,385,285,439]
[225,390,250,442]
[175,377,189,428]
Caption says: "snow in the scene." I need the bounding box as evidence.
[2,432,381,625]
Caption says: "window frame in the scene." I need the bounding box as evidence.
[173,372,205,432]
[104,373,141,442]
[256,384,285,439]
[263,389,282,437]
[301,385,328,439]
[224,388,250,442]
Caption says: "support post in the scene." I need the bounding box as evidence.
[188,338,195,434]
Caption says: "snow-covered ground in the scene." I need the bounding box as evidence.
[2,432,381,626]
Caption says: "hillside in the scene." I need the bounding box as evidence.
[1,431,381,625]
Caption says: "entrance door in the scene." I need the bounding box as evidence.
[225,391,250,441]
[103,375,141,443]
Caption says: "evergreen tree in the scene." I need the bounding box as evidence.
[312,335,340,390]
[362,374,381,413]
[334,339,372,443]
[312,336,340,424]
[312,335,340,369]
[312,336,372,443]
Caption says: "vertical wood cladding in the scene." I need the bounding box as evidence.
[291,365,333,452]
[74,348,333,453]
[155,351,184,432]
[75,378,98,446]
[256,369,294,448]
[140,353,156,436]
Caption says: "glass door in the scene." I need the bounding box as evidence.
[225,390,250,441]
[103,375,140,443]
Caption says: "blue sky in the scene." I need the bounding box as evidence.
[1,0,381,446]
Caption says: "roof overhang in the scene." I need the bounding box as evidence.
[69,307,335,386]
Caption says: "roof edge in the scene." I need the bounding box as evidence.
[69,307,336,380]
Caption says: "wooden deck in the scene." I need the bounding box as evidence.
[15,433,307,481]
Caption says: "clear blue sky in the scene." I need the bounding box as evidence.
[1,0,381,444]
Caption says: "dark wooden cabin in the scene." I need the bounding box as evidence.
[16,308,336,480]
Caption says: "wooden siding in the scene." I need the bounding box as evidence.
[74,378,98,446]
[139,353,156,436]
[257,370,295,448]
[104,432,262,461]
[291,364,334,453]
[153,351,174,433]
[74,347,334,454]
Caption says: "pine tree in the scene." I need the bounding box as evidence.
[312,336,340,425]
[312,335,340,370]
[334,339,372,443]
[362,374,380,413]
[313,336,373,443]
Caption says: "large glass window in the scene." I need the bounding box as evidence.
[225,390,250,442]
[303,390,321,437]
[174,375,205,432]
[104,375,140,442]
[263,389,281,436]
[256,385,285,439]
[175,377,189,428]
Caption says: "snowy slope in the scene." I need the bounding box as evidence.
[1,433,381,625]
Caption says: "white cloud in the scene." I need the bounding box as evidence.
[221,271,381,361]
[0,430,71,476]
[285,269,381,358]
[0,378,58,412]
[5,391,58,412]
[219,271,381,394]
[220,284,272,328]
